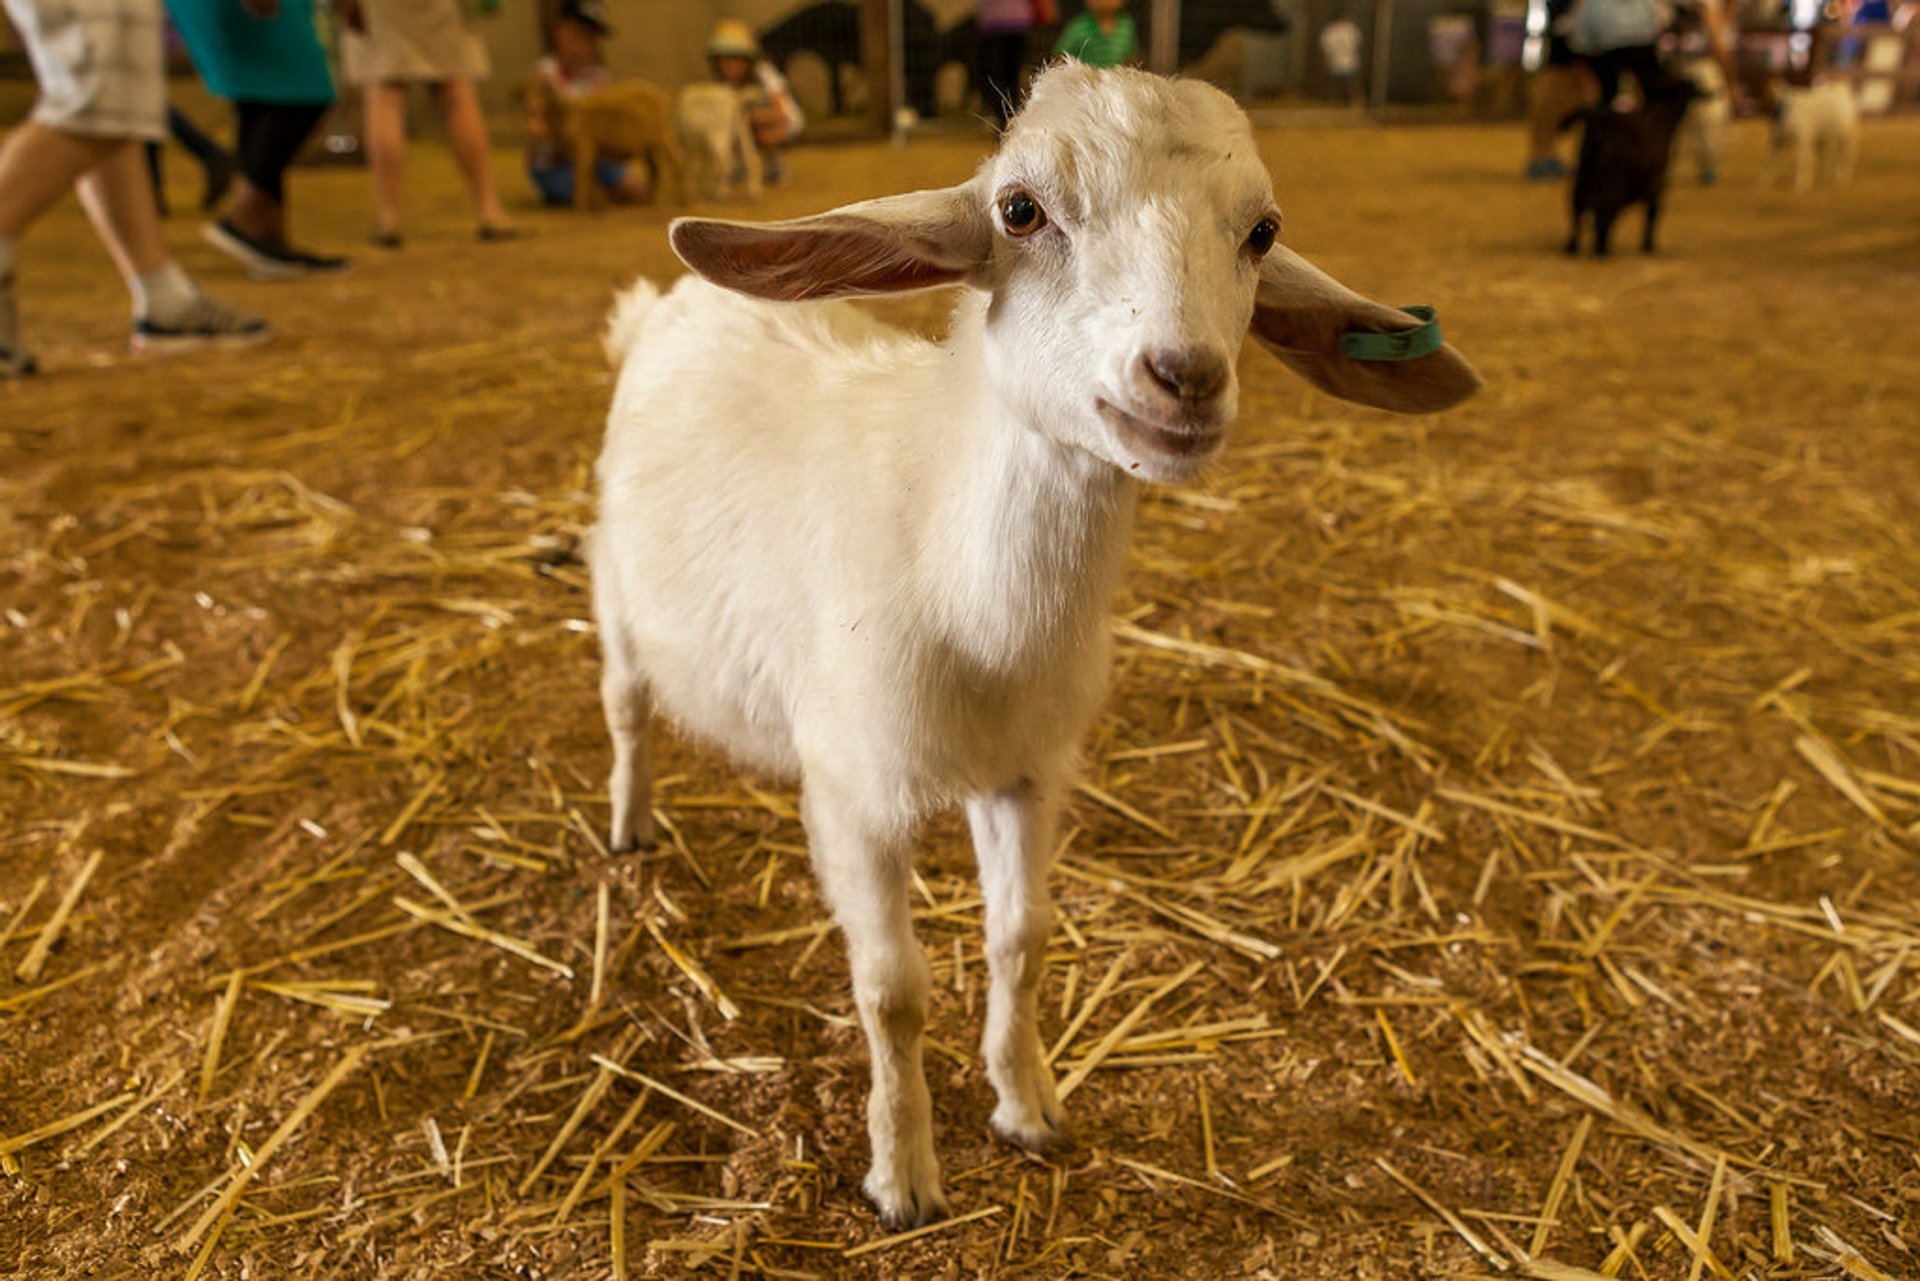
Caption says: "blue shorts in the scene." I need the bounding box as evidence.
[529,161,630,206]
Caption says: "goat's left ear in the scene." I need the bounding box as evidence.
[670,185,991,302]
[1251,245,1481,413]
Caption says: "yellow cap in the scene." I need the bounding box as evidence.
[708,19,759,59]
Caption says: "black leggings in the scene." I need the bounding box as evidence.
[233,101,329,204]
[1589,45,1667,104]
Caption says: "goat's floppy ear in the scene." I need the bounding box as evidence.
[670,186,990,302]
[1252,245,1481,414]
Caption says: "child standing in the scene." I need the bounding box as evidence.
[524,0,650,207]
[706,20,804,186]
[1055,0,1139,68]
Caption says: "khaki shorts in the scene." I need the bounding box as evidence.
[3,0,166,141]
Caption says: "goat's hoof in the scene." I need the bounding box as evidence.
[990,1112,1074,1158]
[863,1170,950,1229]
[607,821,656,855]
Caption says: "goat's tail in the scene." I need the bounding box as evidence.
[604,278,663,365]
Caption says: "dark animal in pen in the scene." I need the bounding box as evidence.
[1560,78,1699,257]
[760,0,945,118]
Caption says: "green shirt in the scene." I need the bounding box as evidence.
[1054,12,1139,68]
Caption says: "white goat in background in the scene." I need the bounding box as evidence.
[675,82,762,202]
[1773,80,1861,191]
[591,63,1479,1227]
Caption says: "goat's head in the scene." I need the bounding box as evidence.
[671,63,1479,484]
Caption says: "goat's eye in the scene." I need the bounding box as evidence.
[998,188,1046,237]
[1246,217,1279,257]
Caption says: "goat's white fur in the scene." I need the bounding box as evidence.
[591,64,1477,1226]
[1773,80,1860,191]
[675,83,762,201]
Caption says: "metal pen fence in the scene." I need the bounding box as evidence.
[749,0,1917,129]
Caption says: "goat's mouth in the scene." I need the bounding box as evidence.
[1097,399,1225,465]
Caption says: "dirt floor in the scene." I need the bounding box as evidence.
[2,112,1919,1280]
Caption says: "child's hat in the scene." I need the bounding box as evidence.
[559,0,611,33]
[708,19,760,59]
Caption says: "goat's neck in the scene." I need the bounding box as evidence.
[914,307,1139,670]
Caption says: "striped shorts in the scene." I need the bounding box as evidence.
[3,0,166,141]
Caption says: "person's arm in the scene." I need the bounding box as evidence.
[756,61,805,137]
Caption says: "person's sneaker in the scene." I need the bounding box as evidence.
[132,293,272,355]
[292,248,351,273]
[0,271,37,378]
[203,220,309,281]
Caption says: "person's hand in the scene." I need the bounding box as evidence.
[243,0,279,17]
[335,0,367,33]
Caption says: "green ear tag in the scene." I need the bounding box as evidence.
[1340,306,1442,362]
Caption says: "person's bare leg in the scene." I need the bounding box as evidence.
[0,123,120,239]
[73,141,170,280]
[435,79,509,229]
[364,82,409,237]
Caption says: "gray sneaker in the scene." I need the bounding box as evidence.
[132,292,272,355]
[0,268,38,377]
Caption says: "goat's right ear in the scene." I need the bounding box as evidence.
[670,186,991,302]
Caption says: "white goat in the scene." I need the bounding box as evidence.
[675,82,762,202]
[590,63,1478,1227]
[1773,80,1860,191]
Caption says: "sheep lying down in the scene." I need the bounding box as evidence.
[590,63,1480,1227]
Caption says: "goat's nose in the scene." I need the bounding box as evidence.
[1140,348,1230,405]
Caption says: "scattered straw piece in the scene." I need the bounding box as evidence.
[15,848,103,983]
[1793,735,1891,828]
[393,895,574,978]
[74,1068,185,1155]
[0,1089,137,1158]
[177,1043,373,1252]
[519,1032,638,1194]
[200,973,242,1102]
[1770,1183,1794,1263]
[1650,1204,1735,1281]
[0,874,50,955]
[1056,959,1204,1101]
[1528,1114,1591,1260]
[1375,1156,1509,1272]
[589,1056,756,1136]
[646,916,739,1020]
[1685,1156,1728,1281]
[1376,1008,1418,1087]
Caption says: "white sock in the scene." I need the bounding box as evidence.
[0,234,15,281]
[132,260,199,324]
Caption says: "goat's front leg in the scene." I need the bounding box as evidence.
[805,788,947,1227]
[967,778,1067,1154]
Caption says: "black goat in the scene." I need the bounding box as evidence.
[1561,78,1701,257]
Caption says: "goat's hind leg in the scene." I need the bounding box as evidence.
[601,664,654,852]
[806,784,946,1227]
[594,567,654,850]
[968,778,1068,1154]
